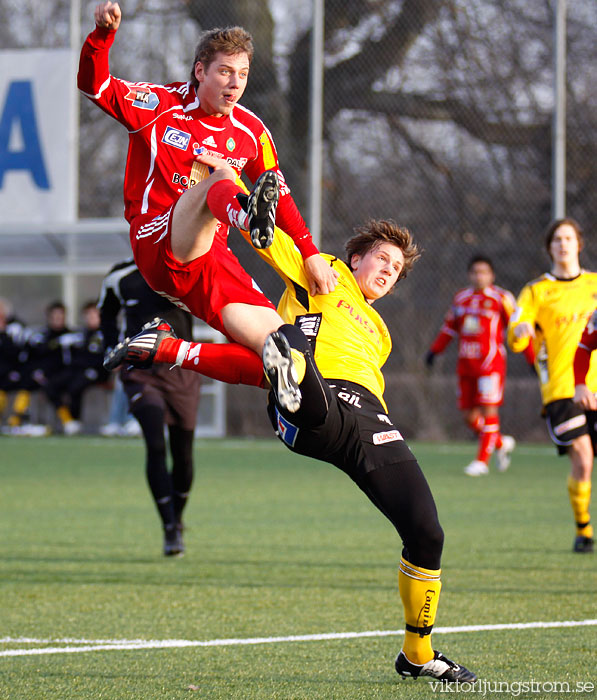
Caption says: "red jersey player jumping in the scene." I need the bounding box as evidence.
[426,256,531,476]
[78,2,338,412]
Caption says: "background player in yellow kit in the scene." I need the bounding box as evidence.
[508,218,595,553]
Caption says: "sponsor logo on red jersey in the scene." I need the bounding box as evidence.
[125,86,159,110]
[226,156,248,170]
[162,126,191,150]
[172,173,199,189]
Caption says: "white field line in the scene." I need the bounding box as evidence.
[1,619,595,658]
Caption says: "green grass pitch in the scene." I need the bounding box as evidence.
[0,436,595,699]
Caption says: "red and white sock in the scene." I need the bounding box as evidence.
[206,179,249,230]
[155,338,264,387]
[476,414,500,464]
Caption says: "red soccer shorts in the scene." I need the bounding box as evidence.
[129,207,276,337]
[457,372,504,410]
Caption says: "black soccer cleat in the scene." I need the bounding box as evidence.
[247,169,279,249]
[262,331,302,413]
[103,318,177,371]
[573,535,594,553]
[395,650,477,683]
[163,524,185,557]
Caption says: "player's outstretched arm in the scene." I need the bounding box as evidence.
[94,1,121,30]
[572,342,595,409]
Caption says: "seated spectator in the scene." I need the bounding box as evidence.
[1,301,71,435]
[43,301,111,435]
[0,298,28,426]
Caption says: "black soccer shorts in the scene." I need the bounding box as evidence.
[267,379,415,481]
[121,364,201,431]
[544,398,597,455]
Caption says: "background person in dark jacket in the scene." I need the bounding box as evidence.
[98,259,201,557]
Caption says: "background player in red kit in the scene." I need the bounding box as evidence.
[573,309,597,412]
[571,309,597,553]
[426,256,531,476]
[78,2,337,410]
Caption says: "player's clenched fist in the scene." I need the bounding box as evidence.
[95,2,121,31]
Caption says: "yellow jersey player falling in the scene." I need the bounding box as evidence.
[106,218,477,682]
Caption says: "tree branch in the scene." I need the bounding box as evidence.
[335,91,550,147]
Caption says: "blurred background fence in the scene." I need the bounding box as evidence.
[0,0,595,440]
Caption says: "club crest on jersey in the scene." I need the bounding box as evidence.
[274,407,298,447]
[162,126,191,151]
[125,86,159,110]
[226,137,236,151]
[462,314,481,334]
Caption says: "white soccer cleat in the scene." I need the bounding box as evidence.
[464,459,489,477]
[63,420,82,436]
[495,434,515,472]
[395,649,477,682]
[262,331,302,413]
[99,422,121,437]
[121,418,141,437]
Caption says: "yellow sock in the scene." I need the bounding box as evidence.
[8,390,30,425]
[567,476,593,538]
[290,349,306,384]
[57,405,74,426]
[398,557,441,665]
[0,390,7,415]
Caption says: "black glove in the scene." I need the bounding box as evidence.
[425,351,435,368]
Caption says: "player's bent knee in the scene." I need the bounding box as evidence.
[405,521,444,570]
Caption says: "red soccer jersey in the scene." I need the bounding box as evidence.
[578,310,597,353]
[77,27,317,258]
[429,285,517,376]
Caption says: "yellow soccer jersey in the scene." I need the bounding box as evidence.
[508,271,597,404]
[239,226,392,409]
